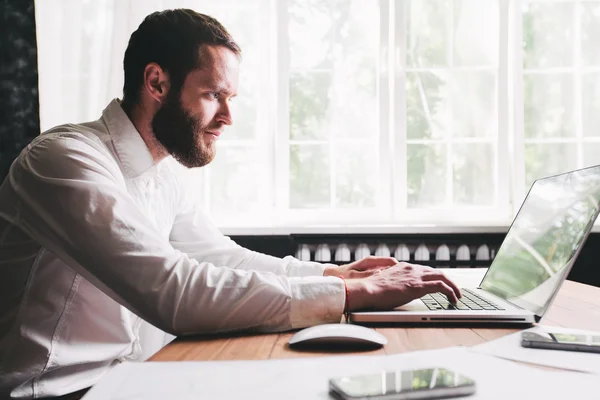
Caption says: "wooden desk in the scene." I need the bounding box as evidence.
[150,280,600,362]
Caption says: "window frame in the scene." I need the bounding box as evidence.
[515,0,600,214]
[263,0,513,228]
[270,0,392,227]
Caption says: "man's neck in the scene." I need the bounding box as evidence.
[121,100,169,164]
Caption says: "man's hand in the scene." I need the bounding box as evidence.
[344,262,462,312]
[323,256,399,279]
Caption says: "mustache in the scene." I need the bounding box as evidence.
[201,123,224,133]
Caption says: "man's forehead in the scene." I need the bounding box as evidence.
[191,45,239,88]
[196,44,239,71]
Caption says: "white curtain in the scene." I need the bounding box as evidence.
[37,0,138,129]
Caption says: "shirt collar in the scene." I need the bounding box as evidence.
[102,98,156,179]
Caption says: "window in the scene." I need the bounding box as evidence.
[283,0,384,225]
[35,0,600,229]
[521,1,600,193]
[401,0,502,222]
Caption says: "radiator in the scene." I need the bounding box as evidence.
[295,242,496,268]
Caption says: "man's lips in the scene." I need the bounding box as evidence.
[205,131,222,138]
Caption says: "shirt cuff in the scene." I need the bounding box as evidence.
[282,255,335,277]
[288,276,345,329]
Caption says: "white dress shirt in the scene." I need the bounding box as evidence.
[0,99,345,399]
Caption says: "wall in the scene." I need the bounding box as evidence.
[0,0,39,180]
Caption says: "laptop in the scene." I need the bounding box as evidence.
[350,165,600,325]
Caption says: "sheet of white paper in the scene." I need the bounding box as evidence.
[82,346,597,400]
[471,325,600,374]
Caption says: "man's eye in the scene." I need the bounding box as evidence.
[209,92,219,99]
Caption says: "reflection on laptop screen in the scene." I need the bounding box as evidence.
[480,165,600,316]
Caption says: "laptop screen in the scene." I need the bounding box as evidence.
[480,165,600,317]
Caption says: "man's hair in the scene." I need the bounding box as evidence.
[122,9,241,108]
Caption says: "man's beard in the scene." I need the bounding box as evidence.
[151,93,216,168]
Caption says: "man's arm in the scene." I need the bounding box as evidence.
[170,176,401,279]
[4,132,345,334]
[169,173,334,277]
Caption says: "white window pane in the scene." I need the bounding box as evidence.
[225,84,257,140]
[582,72,600,137]
[334,143,377,207]
[289,0,379,140]
[453,143,495,206]
[405,0,450,67]
[581,2,600,67]
[290,145,330,208]
[289,0,379,70]
[525,144,577,188]
[209,146,262,216]
[583,143,600,168]
[452,72,496,138]
[289,72,331,140]
[524,74,574,138]
[289,69,379,140]
[289,0,334,70]
[329,55,378,140]
[407,71,495,140]
[522,2,574,69]
[406,71,449,140]
[407,144,447,207]
[453,0,498,66]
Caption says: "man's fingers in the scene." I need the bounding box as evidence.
[423,281,458,304]
[422,272,462,299]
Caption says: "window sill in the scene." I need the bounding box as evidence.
[220,225,513,236]
[220,224,600,236]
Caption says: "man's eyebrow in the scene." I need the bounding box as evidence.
[202,83,236,96]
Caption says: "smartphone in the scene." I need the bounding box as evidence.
[329,367,476,400]
[521,331,600,353]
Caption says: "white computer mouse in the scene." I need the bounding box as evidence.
[288,323,387,349]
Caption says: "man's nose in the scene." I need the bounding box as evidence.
[218,100,233,126]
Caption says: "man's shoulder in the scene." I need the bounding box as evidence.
[16,122,120,177]
[28,121,112,157]
[39,120,109,147]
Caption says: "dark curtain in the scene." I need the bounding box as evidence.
[0,0,40,181]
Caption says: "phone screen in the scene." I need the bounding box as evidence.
[329,368,475,399]
[522,331,600,347]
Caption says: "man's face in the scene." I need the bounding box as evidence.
[152,45,239,168]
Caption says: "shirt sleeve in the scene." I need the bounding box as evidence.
[3,132,345,335]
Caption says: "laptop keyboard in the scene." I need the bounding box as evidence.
[420,288,505,311]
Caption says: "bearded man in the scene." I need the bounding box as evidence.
[0,9,460,399]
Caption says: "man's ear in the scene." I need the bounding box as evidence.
[143,63,171,104]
